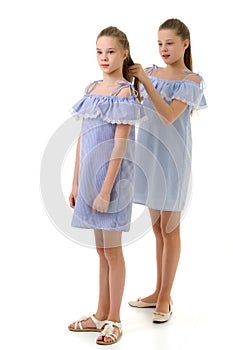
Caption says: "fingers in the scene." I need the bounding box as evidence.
[92,205,108,213]
[128,63,141,71]
[128,64,143,78]
[129,63,141,68]
[69,194,76,208]
[92,196,109,213]
[69,199,75,208]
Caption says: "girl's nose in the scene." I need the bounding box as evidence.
[101,54,108,61]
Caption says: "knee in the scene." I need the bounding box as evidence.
[104,247,123,265]
[96,246,106,259]
[152,219,173,238]
[160,225,180,240]
[152,221,162,238]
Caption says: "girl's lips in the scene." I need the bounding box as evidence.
[162,55,170,59]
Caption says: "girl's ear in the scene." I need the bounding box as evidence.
[123,49,129,60]
[184,39,190,50]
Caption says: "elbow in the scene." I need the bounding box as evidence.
[162,119,172,126]
[158,106,179,125]
[157,110,174,126]
[160,115,174,126]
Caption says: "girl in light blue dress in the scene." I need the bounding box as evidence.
[128,19,207,323]
[68,26,144,345]
[70,80,143,232]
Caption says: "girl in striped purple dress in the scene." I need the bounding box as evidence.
[68,26,144,345]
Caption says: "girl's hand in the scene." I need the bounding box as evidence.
[92,193,110,213]
[69,186,78,208]
[128,64,148,84]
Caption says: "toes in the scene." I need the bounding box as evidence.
[97,336,111,343]
[69,322,79,330]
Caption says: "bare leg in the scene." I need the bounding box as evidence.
[103,230,125,322]
[140,209,161,303]
[97,230,125,343]
[68,229,109,330]
[94,229,110,321]
[155,211,181,313]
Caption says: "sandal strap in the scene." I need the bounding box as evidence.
[74,315,88,330]
[99,321,122,340]
[74,314,105,330]
[106,320,122,332]
[90,314,106,329]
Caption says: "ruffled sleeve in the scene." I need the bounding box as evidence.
[70,94,146,125]
[170,77,207,111]
[97,96,146,124]
[70,94,99,120]
[141,65,207,111]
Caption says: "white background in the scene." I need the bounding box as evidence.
[1,0,232,349]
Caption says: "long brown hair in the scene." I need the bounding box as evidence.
[96,26,141,101]
[159,18,193,71]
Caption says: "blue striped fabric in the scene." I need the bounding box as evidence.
[71,80,145,232]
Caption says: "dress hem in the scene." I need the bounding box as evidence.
[133,200,184,212]
[71,223,130,232]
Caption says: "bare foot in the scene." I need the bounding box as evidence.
[141,292,159,304]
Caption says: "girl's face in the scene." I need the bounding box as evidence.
[96,36,128,75]
[158,29,189,66]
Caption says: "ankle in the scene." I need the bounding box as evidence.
[157,291,171,302]
[94,312,108,321]
[142,293,158,302]
[107,315,121,323]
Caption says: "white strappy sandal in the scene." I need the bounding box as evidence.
[96,321,122,345]
[68,314,106,332]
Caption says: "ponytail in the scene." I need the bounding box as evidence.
[123,55,142,102]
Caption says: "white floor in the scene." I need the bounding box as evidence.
[1,200,232,350]
[1,103,232,349]
[1,2,233,347]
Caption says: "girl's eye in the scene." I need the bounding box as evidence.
[108,50,114,54]
[167,42,173,45]
[97,51,102,54]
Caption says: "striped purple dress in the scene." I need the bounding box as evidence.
[70,80,145,232]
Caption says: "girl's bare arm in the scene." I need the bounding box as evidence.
[129,64,200,124]
[69,135,81,208]
[92,124,131,212]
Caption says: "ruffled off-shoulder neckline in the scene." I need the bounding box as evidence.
[142,64,207,111]
[70,93,146,125]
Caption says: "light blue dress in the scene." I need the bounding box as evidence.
[133,64,207,211]
[70,80,145,232]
